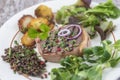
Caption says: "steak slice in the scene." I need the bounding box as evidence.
[36,26,90,63]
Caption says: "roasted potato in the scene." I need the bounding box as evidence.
[27,17,54,30]
[21,32,35,47]
[18,15,34,33]
[35,5,54,20]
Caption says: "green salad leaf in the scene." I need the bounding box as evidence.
[51,68,72,80]
[55,0,120,39]
[56,5,87,24]
[86,0,120,19]
[87,66,102,80]
[51,40,120,80]
[114,40,120,50]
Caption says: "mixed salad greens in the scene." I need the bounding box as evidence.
[51,40,120,80]
[56,0,120,39]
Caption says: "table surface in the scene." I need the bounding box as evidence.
[0,0,120,27]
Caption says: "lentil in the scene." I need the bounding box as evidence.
[2,45,46,78]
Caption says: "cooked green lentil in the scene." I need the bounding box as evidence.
[2,45,46,77]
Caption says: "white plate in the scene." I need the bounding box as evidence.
[0,0,120,80]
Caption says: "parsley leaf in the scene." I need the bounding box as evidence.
[39,23,50,32]
[28,24,50,40]
[39,32,49,40]
[28,28,40,38]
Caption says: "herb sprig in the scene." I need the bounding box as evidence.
[28,23,50,40]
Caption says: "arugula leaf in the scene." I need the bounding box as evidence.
[28,24,50,40]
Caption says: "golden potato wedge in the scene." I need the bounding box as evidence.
[18,15,34,33]
[21,32,35,47]
[27,17,54,30]
[35,5,54,20]
[27,18,49,30]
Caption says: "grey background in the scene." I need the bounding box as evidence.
[0,0,119,27]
